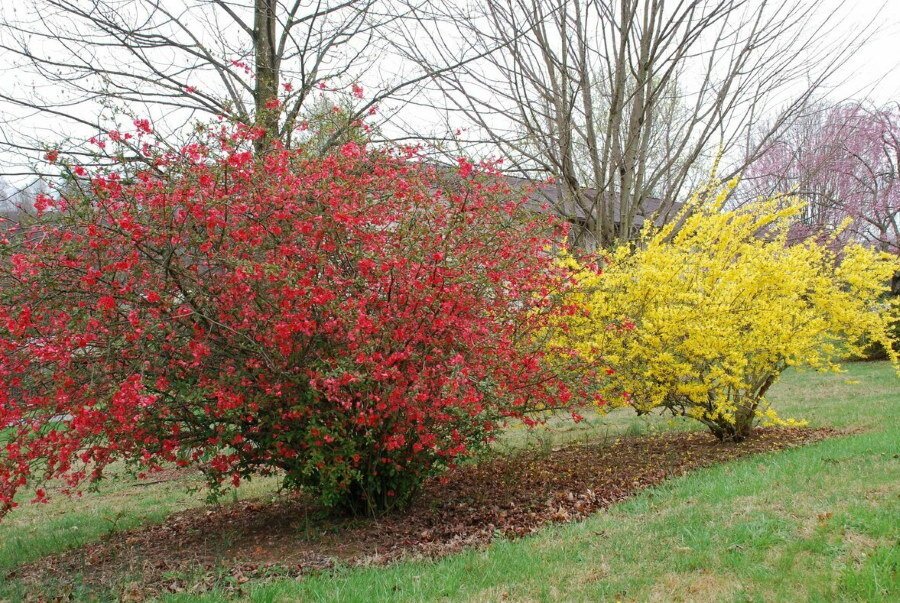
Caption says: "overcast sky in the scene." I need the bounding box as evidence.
[823,0,899,103]
[0,0,897,190]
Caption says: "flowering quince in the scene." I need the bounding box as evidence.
[97,296,117,312]
[457,157,474,179]
[133,119,153,135]
[33,194,52,215]
[0,120,594,518]
[339,141,363,158]
[230,59,251,75]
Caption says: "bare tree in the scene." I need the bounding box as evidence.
[0,177,49,219]
[0,0,445,170]
[398,0,866,247]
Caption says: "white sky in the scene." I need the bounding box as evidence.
[0,0,898,189]
[823,0,900,103]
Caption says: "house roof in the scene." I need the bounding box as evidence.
[502,174,679,227]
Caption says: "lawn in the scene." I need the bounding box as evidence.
[1,361,897,601]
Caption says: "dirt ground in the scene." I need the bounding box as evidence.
[8,426,836,599]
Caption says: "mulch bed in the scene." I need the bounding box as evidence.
[8,426,837,598]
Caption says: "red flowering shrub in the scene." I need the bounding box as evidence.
[0,125,585,517]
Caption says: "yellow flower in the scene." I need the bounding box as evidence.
[551,179,898,441]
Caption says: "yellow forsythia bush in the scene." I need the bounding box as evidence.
[556,179,898,441]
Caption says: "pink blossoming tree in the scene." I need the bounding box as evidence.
[743,102,899,254]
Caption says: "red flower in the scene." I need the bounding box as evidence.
[97,296,116,312]
[457,157,474,179]
[33,194,52,214]
[0,120,581,518]
[133,119,153,135]
[340,141,362,158]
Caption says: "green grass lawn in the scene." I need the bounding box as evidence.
[1,362,897,601]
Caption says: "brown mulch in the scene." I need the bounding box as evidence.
[8,426,838,598]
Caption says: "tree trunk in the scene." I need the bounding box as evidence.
[254,0,280,154]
